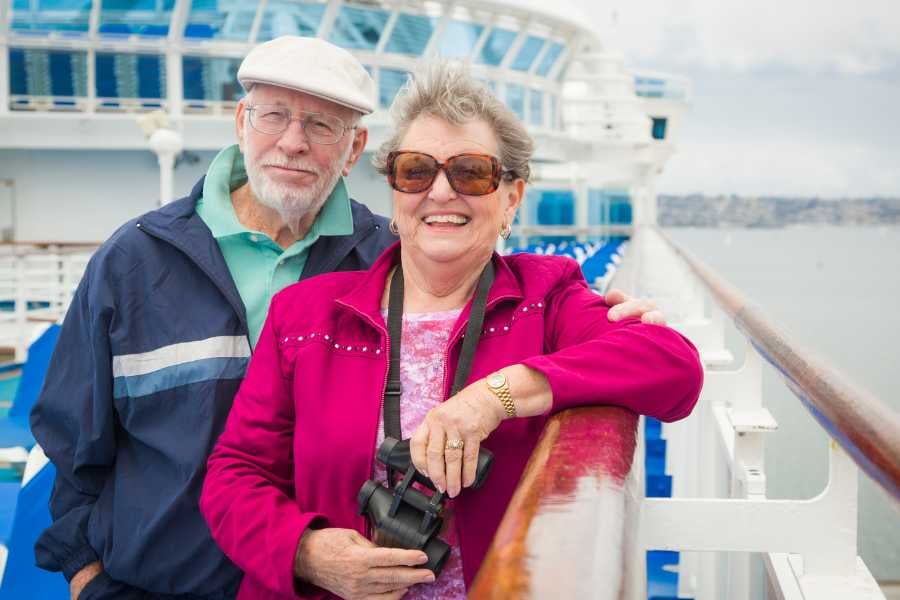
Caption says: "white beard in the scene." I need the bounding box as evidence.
[245,144,350,231]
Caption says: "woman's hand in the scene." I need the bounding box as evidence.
[294,528,434,599]
[410,381,506,498]
[605,289,666,325]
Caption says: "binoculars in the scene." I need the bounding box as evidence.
[357,437,494,577]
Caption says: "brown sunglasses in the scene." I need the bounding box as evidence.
[387,151,515,196]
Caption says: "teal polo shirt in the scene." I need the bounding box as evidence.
[196,145,353,347]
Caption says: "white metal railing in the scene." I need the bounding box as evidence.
[616,226,892,600]
[0,244,94,362]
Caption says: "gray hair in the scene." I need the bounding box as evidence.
[372,62,533,183]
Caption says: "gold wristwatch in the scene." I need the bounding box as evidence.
[486,371,516,418]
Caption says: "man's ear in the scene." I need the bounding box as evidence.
[342,126,369,176]
[235,100,247,154]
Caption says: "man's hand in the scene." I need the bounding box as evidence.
[294,528,434,600]
[604,289,666,325]
[70,561,102,600]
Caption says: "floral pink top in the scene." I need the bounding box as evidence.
[374,309,466,600]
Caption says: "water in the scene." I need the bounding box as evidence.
[666,226,900,581]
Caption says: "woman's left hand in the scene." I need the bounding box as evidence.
[409,382,505,498]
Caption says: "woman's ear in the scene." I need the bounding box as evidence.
[503,179,526,225]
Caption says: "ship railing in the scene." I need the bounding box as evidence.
[510,224,632,247]
[0,242,96,362]
[473,224,895,599]
[9,95,168,113]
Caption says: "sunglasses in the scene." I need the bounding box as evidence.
[387,151,515,196]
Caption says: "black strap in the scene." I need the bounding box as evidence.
[383,261,495,441]
[384,265,405,443]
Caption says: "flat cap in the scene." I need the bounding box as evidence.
[238,36,376,115]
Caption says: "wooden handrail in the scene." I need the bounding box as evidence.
[469,407,638,598]
[655,226,900,503]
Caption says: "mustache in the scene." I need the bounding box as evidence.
[259,155,321,173]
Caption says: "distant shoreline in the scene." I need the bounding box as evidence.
[658,195,900,228]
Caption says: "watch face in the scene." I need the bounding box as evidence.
[488,373,505,387]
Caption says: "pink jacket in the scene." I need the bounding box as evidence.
[201,244,703,599]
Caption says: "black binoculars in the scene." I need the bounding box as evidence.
[357,437,494,577]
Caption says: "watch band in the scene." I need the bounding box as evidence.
[487,372,516,418]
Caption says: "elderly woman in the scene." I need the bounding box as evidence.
[201,64,703,600]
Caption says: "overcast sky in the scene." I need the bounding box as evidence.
[587,0,900,198]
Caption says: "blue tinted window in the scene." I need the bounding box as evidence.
[8,48,87,97]
[536,42,563,77]
[9,49,28,95]
[588,189,630,225]
[511,36,544,71]
[137,54,164,98]
[651,117,667,140]
[185,0,325,41]
[100,0,172,36]
[610,198,632,224]
[39,0,87,8]
[11,0,91,32]
[103,0,174,8]
[185,0,256,40]
[49,52,75,96]
[588,190,607,225]
[590,191,632,224]
[477,28,515,66]
[379,69,409,108]
[538,191,575,225]
[438,20,484,58]
[529,89,543,126]
[330,6,389,50]
[258,1,325,41]
[385,14,435,56]
[506,84,524,120]
[182,56,243,102]
[95,52,166,99]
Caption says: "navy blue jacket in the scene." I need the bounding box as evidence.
[30,177,395,598]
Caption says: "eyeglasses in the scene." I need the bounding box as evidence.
[387,151,516,196]
[246,104,354,145]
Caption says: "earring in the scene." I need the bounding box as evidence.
[389,219,399,236]
[500,223,512,240]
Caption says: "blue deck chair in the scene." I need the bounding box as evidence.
[0,325,61,450]
[0,462,68,599]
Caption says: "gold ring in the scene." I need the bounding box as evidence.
[445,439,464,451]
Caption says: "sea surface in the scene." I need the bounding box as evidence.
[666,226,900,582]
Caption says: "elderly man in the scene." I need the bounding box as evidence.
[31,36,662,600]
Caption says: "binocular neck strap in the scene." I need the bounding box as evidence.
[384,260,496,441]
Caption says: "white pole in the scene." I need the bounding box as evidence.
[148,128,183,205]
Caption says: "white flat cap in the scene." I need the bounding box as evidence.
[238,36,376,115]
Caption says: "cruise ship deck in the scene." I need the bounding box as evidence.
[0,1,898,598]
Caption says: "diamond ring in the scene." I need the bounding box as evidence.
[445,439,465,451]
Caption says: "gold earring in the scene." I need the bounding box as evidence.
[500,223,512,240]
[389,219,399,236]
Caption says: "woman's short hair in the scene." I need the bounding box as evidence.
[372,62,534,183]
